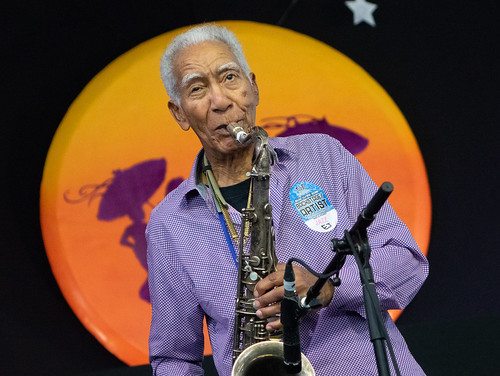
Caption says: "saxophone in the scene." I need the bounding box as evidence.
[227,124,314,376]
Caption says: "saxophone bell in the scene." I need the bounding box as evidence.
[231,341,315,376]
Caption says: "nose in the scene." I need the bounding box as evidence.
[209,84,232,113]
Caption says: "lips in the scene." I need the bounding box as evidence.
[216,119,245,131]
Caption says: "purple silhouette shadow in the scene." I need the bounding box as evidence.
[262,114,368,155]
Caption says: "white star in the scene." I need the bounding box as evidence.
[345,0,378,27]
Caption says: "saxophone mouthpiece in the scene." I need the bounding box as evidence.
[227,123,252,144]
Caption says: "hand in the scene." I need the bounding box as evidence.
[253,263,335,331]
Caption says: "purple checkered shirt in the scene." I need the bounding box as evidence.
[147,133,429,375]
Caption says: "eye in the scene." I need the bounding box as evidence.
[225,72,239,83]
[189,86,203,95]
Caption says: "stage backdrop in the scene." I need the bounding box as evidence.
[40,21,430,365]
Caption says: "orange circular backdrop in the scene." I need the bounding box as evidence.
[40,21,431,365]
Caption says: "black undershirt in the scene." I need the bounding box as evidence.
[219,178,251,213]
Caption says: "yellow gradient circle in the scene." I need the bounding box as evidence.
[40,21,431,365]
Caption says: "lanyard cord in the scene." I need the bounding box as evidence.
[218,212,239,266]
[203,154,252,267]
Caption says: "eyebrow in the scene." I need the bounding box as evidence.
[181,73,203,88]
[180,62,241,89]
[216,62,240,74]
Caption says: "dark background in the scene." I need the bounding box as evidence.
[2,1,499,375]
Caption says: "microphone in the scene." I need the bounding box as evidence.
[363,181,393,221]
[282,262,302,374]
[227,123,251,144]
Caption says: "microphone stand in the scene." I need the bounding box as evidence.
[300,182,395,376]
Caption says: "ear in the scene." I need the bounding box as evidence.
[249,72,259,106]
[168,100,190,131]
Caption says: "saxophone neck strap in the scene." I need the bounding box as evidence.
[203,152,252,267]
[203,153,229,212]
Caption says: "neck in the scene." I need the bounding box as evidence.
[204,146,253,187]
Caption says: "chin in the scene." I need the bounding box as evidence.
[222,138,251,153]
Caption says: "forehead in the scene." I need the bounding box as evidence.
[173,40,240,79]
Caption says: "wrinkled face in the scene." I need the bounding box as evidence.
[168,40,259,157]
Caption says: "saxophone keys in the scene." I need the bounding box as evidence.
[248,255,260,266]
[249,271,259,282]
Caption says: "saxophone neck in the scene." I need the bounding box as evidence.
[251,126,277,176]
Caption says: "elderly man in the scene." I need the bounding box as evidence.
[147,24,428,375]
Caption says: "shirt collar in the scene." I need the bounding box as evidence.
[183,136,296,200]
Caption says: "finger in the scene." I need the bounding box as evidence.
[254,286,284,308]
[254,269,285,298]
[256,301,282,319]
[266,318,282,332]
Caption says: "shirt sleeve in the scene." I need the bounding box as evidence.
[327,138,429,318]
[146,221,205,376]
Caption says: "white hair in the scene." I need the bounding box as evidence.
[160,24,252,105]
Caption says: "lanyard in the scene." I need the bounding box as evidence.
[218,212,239,267]
[202,154,252,269]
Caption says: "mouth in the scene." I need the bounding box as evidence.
[226,122,253,144]
[216,119,245,131]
